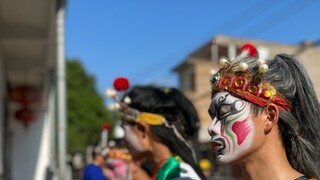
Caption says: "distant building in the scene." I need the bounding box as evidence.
[174,35,320,178]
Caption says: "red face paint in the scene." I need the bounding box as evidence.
[232,117,251,145]
[209,92,255,164]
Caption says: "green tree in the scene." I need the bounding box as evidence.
[67,59,112,154]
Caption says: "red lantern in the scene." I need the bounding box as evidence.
[9,85,40,105]
[15,107,35,128]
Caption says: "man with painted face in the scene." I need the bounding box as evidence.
[208,43,320,179]
[113,84,205,180]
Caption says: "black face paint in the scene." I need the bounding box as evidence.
[209,93,246,126]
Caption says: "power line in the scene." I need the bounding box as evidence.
[242,0,317,37]
[129,0,280,83]
[213,0,281,34]
[192,0,317,102]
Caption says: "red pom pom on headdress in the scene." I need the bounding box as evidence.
[102,123,111,131]
[113,77,129,91]
[241,43,258,57]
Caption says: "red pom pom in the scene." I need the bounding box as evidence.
[113,77,129,91]
[241,43,258,57]
[102,123,111,131]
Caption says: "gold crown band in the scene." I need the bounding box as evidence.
[211,57,291,111]
[211,68,290,111]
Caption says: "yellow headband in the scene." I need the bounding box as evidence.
[120,107,166,125]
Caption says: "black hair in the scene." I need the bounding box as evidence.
[122,85,205,179]
[247,54,320,178]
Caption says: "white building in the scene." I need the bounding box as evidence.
[0,0,68,179]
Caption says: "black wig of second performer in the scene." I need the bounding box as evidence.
[120,86,205,179]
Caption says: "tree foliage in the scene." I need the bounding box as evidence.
[67,59,112,154]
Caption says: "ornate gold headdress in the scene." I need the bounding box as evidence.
[106,77,166,125]
[210,43,291,111]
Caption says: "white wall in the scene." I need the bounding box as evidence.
[11,108,52,180]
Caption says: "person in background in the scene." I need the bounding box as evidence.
[208,43,320,179]
[82,147,108,180]
[109,83,206,180]
[199,159,212,178]
[104,147,139,180]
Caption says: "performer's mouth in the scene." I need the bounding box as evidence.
[211,137,226,152]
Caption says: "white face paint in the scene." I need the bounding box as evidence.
[122,123,144,153]
[208,92,255,164]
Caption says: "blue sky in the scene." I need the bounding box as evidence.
[66,0,320,97]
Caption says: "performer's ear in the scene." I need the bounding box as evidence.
[264,104,279,134]
[136,123,150,138]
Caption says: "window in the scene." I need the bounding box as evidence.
[180,66,195,91]
[236,46,242,55]
[218,45,228,59]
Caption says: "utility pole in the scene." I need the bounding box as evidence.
[56,1,67,179]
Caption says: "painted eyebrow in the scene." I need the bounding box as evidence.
[213,94,226,106]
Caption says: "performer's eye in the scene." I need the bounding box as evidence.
[218,105,230,118]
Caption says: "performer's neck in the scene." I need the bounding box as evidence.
[150,142,171,166]
[240,129,302,180]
